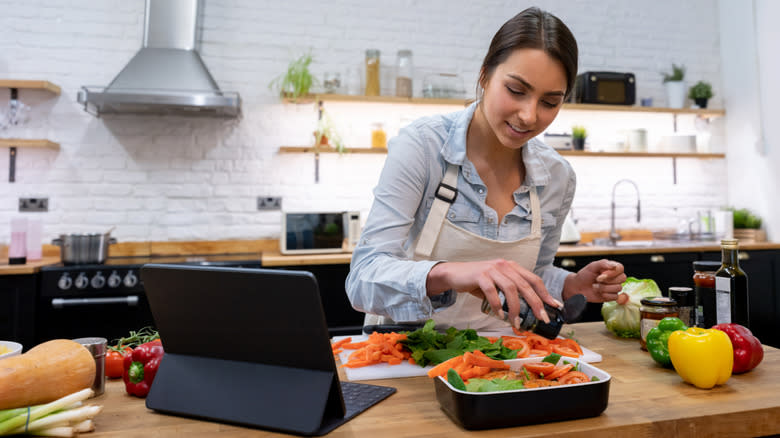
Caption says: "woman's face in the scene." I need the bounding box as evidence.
[479,48,568,149]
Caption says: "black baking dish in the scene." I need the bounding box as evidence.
[433,356,611,430]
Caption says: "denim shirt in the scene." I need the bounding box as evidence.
[345,102,577,323]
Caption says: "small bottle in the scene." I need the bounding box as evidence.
[371,123,387,148]
[692,260,721,327]
[715,239,749,327]
[669,286,695,327]
[395,50,413,98]
[639,297,678,350]
[365,49,380,96]
[9,217,27,265]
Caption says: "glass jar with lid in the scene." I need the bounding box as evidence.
[395,50,413,97]
[639,296,678,350]
[693,260,721,328]
[371,123,387,149]
[365,49,381,96]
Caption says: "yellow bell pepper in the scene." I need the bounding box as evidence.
[668,327,733,389]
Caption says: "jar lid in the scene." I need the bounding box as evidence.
[640,296,677,307]
[693,260,721,270]
[72,337,107,356]
[669,287,694,306]
[397,49,412,56]
[365,49,380,57]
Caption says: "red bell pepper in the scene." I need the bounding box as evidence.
[122,339,165,397]
[712,323,763,374]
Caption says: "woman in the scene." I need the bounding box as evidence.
[346,7,626,331]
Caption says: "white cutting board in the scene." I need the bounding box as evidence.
[333,328,601,382]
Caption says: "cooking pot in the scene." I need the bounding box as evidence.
[52,232,117,265]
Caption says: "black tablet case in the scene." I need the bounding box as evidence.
[140,264,395,436]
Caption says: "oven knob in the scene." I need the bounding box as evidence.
[108,271,122,288]
[57,273,73,290]
[123,271,138,288]
[75,272,89,289]
[90,272,106,289]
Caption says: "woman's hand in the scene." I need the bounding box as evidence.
[426,259,563,328]
[563,259,627,303]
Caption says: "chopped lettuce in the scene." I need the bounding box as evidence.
[465,378,526,392]
[601,277,662,338]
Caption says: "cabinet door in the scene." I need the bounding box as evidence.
[0,275,37,349]
[267,264,365,336]
[702,249,780,348]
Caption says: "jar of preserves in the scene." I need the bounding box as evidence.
[371,123,386,148]
[693,260,721,328]
[669,286,695,327]
[365,49,380,96]
[639,297,678,350]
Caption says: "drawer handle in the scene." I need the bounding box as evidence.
[738,252,750,261]
[650,255,665,263]
[561,258,576,268]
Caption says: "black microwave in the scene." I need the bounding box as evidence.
[571,71,635,105]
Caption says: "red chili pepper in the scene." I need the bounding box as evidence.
[122,339,165,397]
[712,323,764,374]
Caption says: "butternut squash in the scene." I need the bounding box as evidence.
[0,339,96,410]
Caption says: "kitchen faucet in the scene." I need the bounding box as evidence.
[609,179,641,244]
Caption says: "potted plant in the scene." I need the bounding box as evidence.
[269,51,318,102]
[732,208,766,242]
[313,110,345,153]
[688,81,714,109]
[662,63,686,109]
[571,125,587,150]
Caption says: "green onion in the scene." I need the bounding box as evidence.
[0,389,96,436]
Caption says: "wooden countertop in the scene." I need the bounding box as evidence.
[0,256,60,275]
[88,322,779,437]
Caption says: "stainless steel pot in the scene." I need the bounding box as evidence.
[52,233,117,265]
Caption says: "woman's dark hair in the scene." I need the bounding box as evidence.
[478,7,578,99]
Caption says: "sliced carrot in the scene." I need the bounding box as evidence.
[544,363,575,380]
[427,355,464,378]
[558,371,590,385]
[331,337,352,350]
[464,351,510,369]
[460,365,491,380]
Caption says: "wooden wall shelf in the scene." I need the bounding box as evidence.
[0,139,60,150]
[0,79,61,95]
[278,145,723,159]
[296,94,725,117]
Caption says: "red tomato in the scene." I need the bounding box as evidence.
[106,346,132,379]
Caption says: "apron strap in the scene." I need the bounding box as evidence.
[415,163,459,258]
[528,186,542,236]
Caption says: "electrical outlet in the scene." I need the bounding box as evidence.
[19,197,48,212]
[257,196,282,211]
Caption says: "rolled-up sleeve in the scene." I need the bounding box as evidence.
[346,126,446,322]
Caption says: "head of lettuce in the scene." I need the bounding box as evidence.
[601,277,662,338]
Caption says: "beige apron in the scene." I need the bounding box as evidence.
[365,162,542,331]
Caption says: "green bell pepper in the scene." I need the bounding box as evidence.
[646,317,687,367]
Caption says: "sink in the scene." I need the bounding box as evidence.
[613,240,655,248]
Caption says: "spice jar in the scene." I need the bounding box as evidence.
[693,260,720,328]
[365,49,380,96]
[669,286,695,327]
[371,123,387,148]
[73,337,107,396]
[639,297,677,350]
[395,50,413,97]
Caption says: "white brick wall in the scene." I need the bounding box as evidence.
[0,0,728,243]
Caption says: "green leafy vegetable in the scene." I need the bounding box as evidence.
[464,378,526,393]
[542,353,561,365]
[591,376,600,381]
[446,368,466,391]
[601,277,662,338]
[400,319,518,367]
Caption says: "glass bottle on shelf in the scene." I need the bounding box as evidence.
[371,123,387,148]
[365,49,381,96]
[395,50,413,98]
[714,239,750,327]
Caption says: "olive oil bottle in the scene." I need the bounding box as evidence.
[714,239,750,327]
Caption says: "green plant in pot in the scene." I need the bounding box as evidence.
[571,125,587,151]
[269,51,318,102]
[661,63,686,109]
[313,110,345,153]
[688,81,713,109]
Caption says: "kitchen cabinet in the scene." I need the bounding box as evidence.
[0,274,37,349]
[701,249,780,348]
[264,263,364,336]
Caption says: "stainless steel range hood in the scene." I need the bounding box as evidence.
[78,0,240,118]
